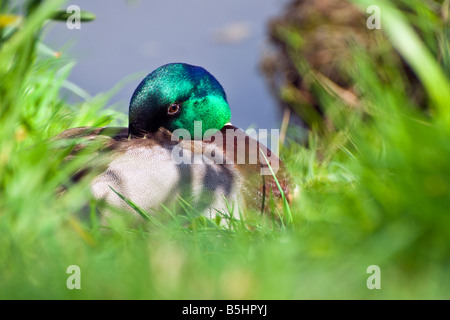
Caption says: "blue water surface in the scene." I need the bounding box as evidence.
[44,0,288,131]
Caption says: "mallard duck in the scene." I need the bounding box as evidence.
[56,63,290,223]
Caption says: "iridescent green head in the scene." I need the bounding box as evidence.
[129,63,231,138]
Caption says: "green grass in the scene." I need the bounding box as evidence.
[0,0,449,299]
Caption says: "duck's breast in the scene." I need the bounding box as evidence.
[90,140,243,221]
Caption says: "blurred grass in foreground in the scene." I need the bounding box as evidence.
[0,0,449,299]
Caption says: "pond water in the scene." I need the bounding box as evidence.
[44,0,289,131]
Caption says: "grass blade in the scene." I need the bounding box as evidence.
[259,148,293,224]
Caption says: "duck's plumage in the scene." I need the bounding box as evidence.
[55,63,291,222]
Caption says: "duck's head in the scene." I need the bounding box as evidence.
[129,63,231,139]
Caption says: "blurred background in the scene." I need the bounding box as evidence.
[44,0,289,131]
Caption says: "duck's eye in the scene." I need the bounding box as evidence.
[168,103,181,115]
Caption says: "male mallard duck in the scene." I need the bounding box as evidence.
[56,63,290,222]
